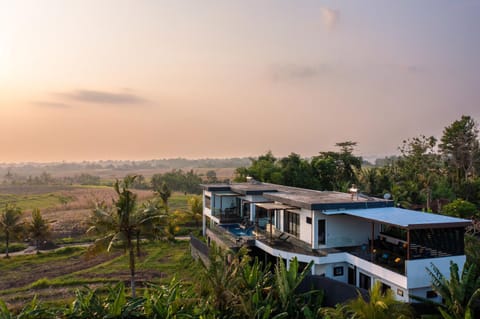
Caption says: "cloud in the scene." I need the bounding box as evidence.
[61,89,146,105]
[321,7,339,30]
[32,101,70,108]
[270,64,328,81]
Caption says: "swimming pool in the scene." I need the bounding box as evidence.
[220,224,255,237]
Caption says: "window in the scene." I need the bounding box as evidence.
[284,211,299,237]
[306,217,312,224]
[333,266,344,276]
[359,273,371,290]
[205,195,211,209]
[397,289,404,297]
[426,290,438,299]
[380,282,391,295]
[318,219,326,245]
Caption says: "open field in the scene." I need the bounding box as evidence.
[0,184,195,239]
[0,182,202,308]
[0,241,200,309]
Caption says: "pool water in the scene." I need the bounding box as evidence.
[220,224,255,237]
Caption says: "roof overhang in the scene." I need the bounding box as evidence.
[255,203,295,210]
[323,207,471,230]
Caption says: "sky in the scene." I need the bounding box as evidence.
[1,0,479,163]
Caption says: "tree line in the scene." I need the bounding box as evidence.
[235,115,480,217]
[0,206,50,257]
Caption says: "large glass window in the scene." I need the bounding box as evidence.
[284,211,299,237]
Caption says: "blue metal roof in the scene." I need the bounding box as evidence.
[323,207,471,229]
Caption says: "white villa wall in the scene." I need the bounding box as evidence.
[299,209,313,245]
[406,255,466,288]
[203,191,212,217]
[255,239,410,301]
[323,214,371,248]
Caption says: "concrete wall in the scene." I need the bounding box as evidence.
[299,209,313,245]
[406,255,466,288]
[324,214,371,248]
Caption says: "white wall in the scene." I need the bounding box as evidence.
[406,255,466,288]
[323,214,372,248]
[299,209,313,245]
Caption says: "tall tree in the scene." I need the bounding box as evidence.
[26,208,50,253]
[234,151,283,184]
[0,204,23,258]
[440,115,480,188]
[395,135,441,210]
[311,141,362,191]
[156,182,172,212]
[87,175,157,297]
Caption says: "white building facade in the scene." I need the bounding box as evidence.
[201,182,471,302]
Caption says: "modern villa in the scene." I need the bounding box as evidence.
[201,180,471,302]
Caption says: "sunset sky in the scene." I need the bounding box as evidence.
[1,0,479,163]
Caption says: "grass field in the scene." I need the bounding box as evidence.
[0,184,193,239]
[0,241,201,309]
[0,182,202,308]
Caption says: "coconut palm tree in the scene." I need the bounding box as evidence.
[87,175,162,297]
[0,204,23,258]
[427,261,480,319]
[26,208,50,254]
[156,182,172,212]
[345,281,412,319]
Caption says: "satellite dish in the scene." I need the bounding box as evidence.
[383,193,392,200]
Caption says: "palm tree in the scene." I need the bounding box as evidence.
[427,262,480,319]
[87,175,161,297]
[157,182,172,212]
[0,204,23,258]
[345,281,412,319]
[26,208,50,254]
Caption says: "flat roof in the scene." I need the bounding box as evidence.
[202,182,393,210]
[263,190,392,210]
[324,207,471,229]
[255,203,293,210]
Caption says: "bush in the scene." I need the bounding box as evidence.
[442,199,478,218]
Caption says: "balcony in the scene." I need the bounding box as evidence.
[211,207,243,223]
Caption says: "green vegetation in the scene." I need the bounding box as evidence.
[151,169,203,194]
[235,116,480,216]
[427,262,480,319]
[0,193,70,211]
[0,204,23,258]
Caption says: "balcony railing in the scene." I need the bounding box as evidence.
[211,207,243,223]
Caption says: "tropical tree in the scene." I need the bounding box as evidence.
[439,115,480,189]
[427,261,480,319]
[156,182,172,212]
[26,208,50,253]
[273,258,323,318]
[187,195,203,229]
[87,175,159,297]
[345,281,412,319]
[0,204,23,258]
